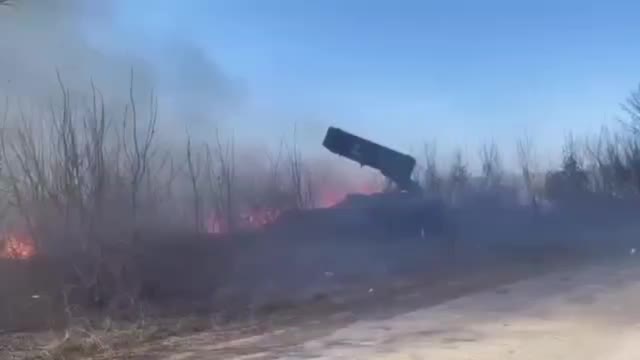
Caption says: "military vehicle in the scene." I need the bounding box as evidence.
[322,127,420,193]
[267,126,455,253]
[321,127,453,241]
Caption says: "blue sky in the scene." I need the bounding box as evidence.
[106,0,640,167]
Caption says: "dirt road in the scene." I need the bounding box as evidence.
[160,257,640,360]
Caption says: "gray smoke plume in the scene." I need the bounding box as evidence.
[0,0,240,130]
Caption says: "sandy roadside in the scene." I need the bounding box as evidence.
[141,257,639,360]
[7,256,637,360]
[123,257,639,360]
[277,258,640,360]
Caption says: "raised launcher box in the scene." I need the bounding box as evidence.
[322,126,417,191]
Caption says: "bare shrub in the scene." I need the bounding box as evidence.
[516,133,540,208]
[479,141,503,190]
[421,141,441,195]
[621,137,640,194]
[185,134,204,232]
[261,139,297,209]
[446,148,470,205]
[622,83,640,135]
[121,70,158,237]
[285,127,315,209]
[584,128,613,194]
[604,134,631,196]
[545,134,590,202]
[0,72,164,317]
[202,128,236,232]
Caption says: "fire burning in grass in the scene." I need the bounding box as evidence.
[0,233,36,260]
[318,183,380,208]
[205,182,382,235]
[206,207,282,234]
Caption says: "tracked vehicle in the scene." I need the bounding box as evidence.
[321,127,452,240]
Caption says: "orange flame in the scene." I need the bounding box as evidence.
[204,181,381,235]
[1,233,36,260]
[206,207,282,235]
[317,182,381,208]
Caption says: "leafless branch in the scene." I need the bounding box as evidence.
[185,133,203,232]
[479,141,503,189]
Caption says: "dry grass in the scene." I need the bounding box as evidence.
[0,239,631,360]
[2,315,220,360]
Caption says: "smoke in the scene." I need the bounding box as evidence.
[0,0,240,131]
[0,1,137,98]
[0,0,377,196]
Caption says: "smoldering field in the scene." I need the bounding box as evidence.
[2,74,640,338]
